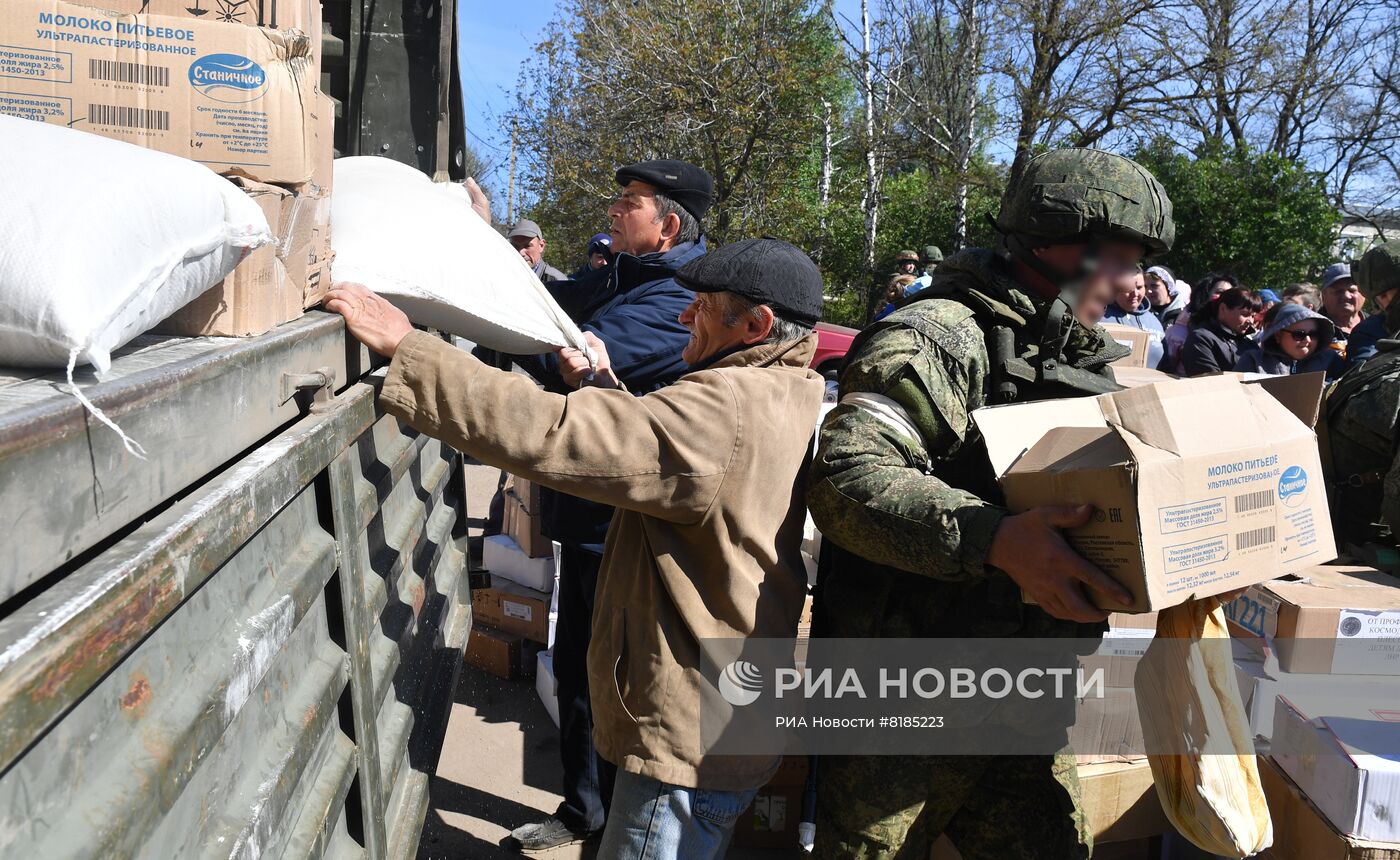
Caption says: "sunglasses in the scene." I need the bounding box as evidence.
[1284,327,1321,343]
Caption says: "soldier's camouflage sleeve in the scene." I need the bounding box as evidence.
[806,307,1006,580]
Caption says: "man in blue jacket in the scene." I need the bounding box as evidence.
[499,159,712,853]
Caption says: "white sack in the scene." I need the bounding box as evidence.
[329,156,591,357]
[0,115,273,373]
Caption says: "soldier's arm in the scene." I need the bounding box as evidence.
[807,316,1004,580]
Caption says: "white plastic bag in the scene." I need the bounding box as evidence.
[329,156,591,357]
[0,115,272,373]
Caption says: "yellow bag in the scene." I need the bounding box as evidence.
[1134,597,1272,857]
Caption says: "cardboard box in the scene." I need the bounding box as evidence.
[301,89,335,195]
[1272,692,1400,842]
[1224,565,1400,674]
[0,0,317,183]
[974,374,1336,612]
[155,176,331,336]
[1076,759,1171,843]
[80,0,318,30]
[503,476,551,559]
[471,578,552,645]
[1232,638,1398,741]
[1101,323,1152,368]
[1259,755,1400,860]
[535,648,559,728]
[1071,686,1146,764]
[731,756,810,850]
[1112,366,1175,388]
[482,534,557,593]
[465,623,522,680]
[1079,612,1158,689]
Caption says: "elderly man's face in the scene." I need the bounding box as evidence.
[608,181,670,256]
[511,235,545,267]
[1323,279,1361,319]
[677,292,770,364]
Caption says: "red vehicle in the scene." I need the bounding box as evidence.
[810,320,860,380]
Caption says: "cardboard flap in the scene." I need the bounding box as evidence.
[1247,372,1326,429]
[1266,565,1400,610]
[973,397,1108,478]
[1008,427,1131,474]
[1099,376,1311,459]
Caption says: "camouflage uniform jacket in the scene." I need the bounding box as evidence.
[807,249,1125,640]
[1326,330,1400,548]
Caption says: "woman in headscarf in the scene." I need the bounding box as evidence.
[1233,301,1345,380]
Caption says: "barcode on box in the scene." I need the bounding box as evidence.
[88,59,170,87]
[1235,526,1275,551]
[87,104,170,131]
[1234,490,1274,513]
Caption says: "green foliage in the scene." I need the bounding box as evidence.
[1132,139,1339,290]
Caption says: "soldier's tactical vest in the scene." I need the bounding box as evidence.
[816,275,1117,641]
[853,277,1126,406]
[1323,339,1400,545]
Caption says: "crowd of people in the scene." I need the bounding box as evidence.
[1079,259,1380,382]
[324,148,1400,860]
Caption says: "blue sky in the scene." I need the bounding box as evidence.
[456,1,864,201]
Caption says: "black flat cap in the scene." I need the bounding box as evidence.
[677,237,824,325]
[615,159,714,222]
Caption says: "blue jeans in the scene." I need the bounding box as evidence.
[598,770,758,859]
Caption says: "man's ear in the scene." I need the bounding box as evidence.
[742,304,776,344]
[659,212,681,243]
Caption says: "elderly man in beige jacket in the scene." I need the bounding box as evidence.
[325,237,825,858]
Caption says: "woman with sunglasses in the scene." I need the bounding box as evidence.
[1233,301,1346,380]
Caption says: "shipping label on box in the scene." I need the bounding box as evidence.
[974,374,1336,612]
[0,0,316,183]
[471,579,551,644]
[1225,565,1400,673]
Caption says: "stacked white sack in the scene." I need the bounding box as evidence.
[330,156,592,359]
[0,116,272,371]
[0,115,274,454]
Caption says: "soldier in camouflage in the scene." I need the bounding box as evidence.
[1325,240,1400,560]
[806,149,1175,859]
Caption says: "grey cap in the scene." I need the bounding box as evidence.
[1320,262,1353,290]
[507,219,543,241]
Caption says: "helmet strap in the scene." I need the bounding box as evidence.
[998,231,1105,360]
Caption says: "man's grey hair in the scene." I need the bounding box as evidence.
[720,292,813,344]
[652,192,700,245]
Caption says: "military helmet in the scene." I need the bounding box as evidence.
[1356,240,1400,300]
[996,149,1175,256]
[895,249,920,263]
[922,245,944,264]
